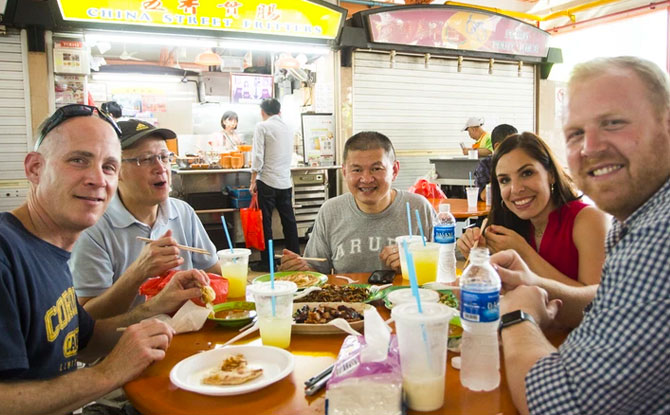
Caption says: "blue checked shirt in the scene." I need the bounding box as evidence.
[525,178,670,415]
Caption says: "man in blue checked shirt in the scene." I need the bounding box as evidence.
[491,56,670,414]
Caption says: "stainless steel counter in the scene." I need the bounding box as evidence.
[429,157,482,185]
[170,166,341,247]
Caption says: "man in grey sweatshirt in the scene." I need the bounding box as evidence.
[279,131,434,274]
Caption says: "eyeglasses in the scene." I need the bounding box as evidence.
[34,104,122,151]
[122,152,176,167]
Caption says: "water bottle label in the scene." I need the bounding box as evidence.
[460,289,499,323]
[434,225,455,244]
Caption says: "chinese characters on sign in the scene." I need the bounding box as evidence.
[56,0,345,40]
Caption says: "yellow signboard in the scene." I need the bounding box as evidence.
[56,0,344,40]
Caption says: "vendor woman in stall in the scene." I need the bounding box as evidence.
[218,110,243,151]
[457,132,608,286]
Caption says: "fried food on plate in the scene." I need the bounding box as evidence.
[276,273,319,288]
[202,354,263,386]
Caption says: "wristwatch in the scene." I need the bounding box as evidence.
[498,310,537,335]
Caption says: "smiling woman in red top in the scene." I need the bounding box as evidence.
[457,132,608,286]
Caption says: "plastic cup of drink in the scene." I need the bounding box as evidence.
[468,149,478,159]
[217,248,251,298]
[395,235,425,281]
[392,302,456,412]
[248,281,297,348]
[466,187,479,211]
[408,242,440,285]
[387,287,439,307]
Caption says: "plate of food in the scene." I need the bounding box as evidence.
[296,284,381,303]
[169,345,294,396]
[291,302,371,334]
[208,302,256,328]
[252,271,328,290]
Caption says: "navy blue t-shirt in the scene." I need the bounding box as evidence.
[0,212,95,380]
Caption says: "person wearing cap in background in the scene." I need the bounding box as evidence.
[474,123,518,200]
[0,105,208,414]
[70,118,221,319]
[462,116,493,157]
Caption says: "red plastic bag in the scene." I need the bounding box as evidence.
[408,178,447,200]
[240,193,266,251]
[139,270,229,306]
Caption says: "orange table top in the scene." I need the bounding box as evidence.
[124,273,565,415]
[428,198,490,219]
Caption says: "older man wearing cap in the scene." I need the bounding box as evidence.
[462,116,493,157]
[70,119,221,319]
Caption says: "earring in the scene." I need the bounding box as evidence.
[551,183,555,193]
[501,199,506,209]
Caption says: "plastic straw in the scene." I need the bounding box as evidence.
[406,202,412,236]
[469,171,473,187]
[269,239,276,316]
[414,209,426,246]
[401,240,432,367]
[220,215,234,254]
[401,240,422,313]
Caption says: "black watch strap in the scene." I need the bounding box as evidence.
[498,310,537,335]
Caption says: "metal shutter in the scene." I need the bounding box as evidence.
[0,28,31,212]
[352,51,535,191]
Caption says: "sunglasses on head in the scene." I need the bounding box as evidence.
[34,104,122,151]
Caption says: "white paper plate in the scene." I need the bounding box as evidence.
[169,345,294,396]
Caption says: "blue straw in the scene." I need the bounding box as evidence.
[401,240,423,313]
[402,240,432,368]
[220,215,234,254]
[406,202,412,236]
[269,239,276,317]
[414,209,426,246]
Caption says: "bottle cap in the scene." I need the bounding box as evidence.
[439,203,451,213]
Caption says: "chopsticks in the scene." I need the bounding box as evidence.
[136,236,212,256]
[463,218,488,270]
[304,364,334,396]
[274,254,327,262]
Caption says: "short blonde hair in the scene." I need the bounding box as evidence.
[569,56,670,118]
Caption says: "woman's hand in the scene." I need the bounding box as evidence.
[456,227,487,258]
[484,224,530,255]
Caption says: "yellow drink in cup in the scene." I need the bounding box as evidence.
[217,248,251,298]
[409,242,440,285]
[248,281,297,349]
[396,235,425,281]
[258,316,293,348]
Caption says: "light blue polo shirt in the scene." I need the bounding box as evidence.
[70,193,218,308]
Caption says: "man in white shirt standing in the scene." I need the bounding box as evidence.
[250,98,299,271]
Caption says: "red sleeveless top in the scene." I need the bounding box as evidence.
[528,200,588,281]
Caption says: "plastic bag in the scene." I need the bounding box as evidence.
[408,178,447,200]
[240,193,266,251]
[139,270,229,307]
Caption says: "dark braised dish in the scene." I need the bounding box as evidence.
[299,284,370,303]
[293,304,364,324]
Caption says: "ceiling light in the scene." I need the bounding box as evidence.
[90,73,184,83]
[195,50,223,66]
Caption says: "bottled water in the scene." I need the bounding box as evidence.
[433,204,457,282]
[459,247,501,391]
[485,184,492,208]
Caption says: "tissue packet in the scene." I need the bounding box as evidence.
[326,335,402,415]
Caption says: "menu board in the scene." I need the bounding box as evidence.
[301,113,335,166]
[54,74,86,107]
[230,73,273,105]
